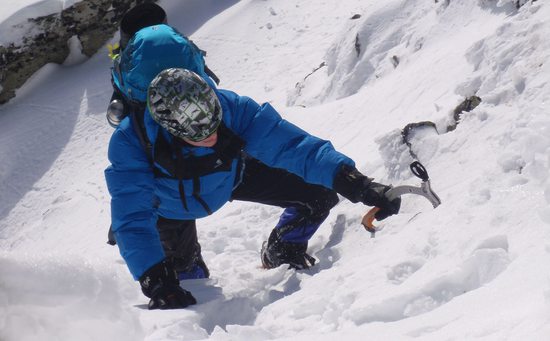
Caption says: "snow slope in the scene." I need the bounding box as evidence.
[1,0,550,340]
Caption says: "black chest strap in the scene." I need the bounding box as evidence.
[153,124,244,179]
[153,124,245,215]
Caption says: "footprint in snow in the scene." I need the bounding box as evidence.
[386,258,426,285]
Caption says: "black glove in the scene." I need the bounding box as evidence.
[139,260,197,310]
[333,164,401,220]
[360,181,401,220]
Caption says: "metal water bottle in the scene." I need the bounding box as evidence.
[106,98,125,128]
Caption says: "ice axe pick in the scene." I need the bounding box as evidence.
[361,161,441,237]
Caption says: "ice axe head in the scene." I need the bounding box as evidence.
[361,161,441,237]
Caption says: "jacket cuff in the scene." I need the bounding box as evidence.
[332,164,372,203]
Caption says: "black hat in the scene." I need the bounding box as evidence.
[119,3,167,49]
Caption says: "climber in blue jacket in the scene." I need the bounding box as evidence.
[105,68,400,310]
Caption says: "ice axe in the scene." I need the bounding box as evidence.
[361,161,441,237]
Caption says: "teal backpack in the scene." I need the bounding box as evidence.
[107,3,219,127]
[112,24,215,103]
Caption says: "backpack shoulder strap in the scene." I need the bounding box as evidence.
[205,64,220,85]
[111,83,153,162]
[130,103,153,163]
[188,40,220,85]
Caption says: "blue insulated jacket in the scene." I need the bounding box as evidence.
[105,89,355,279]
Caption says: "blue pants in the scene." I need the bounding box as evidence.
[231,157,340,243]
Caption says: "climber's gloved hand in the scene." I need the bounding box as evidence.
[333,164,401,220]
[360,180,401,220]
[139,259,197,310]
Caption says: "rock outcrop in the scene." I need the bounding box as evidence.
[0,0,158,104]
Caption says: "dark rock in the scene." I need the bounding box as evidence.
[0,0,158,104]
[447,96,482,132]
[391,55,399,68]
[516,0,538,9]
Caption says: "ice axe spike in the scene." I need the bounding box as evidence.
[361,161,441,238]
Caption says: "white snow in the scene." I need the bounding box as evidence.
[0,0,83,24]
[1,0,60,24]
[63,35,88,66]
[1,0,550,340]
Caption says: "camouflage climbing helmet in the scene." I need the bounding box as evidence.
[147,68,222,141]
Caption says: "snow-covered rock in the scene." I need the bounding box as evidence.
[0,0,156,104]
